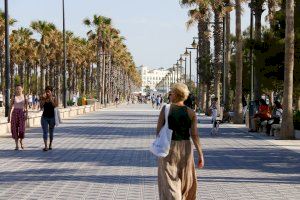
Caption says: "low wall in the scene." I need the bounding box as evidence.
[0,102,113,137]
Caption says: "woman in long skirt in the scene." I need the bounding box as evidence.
[8,85,28,150]
[156,83,204,200]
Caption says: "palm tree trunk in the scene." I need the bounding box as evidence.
[81,65,86,96]
[10,62,15,97]
[40,64,44,94]
[45,65,49,87]
[101,53,105,105]
[96,47,101,103]
[225,9,231,111]
[233,0,244,124]
[213,10,222,112]
[26,62,31,93]
[280,0,294,139]
[201,83,206,113]
[86,63,91,97]
[205,83,211,115]
[253,0,265,100]
[35,62,38,95]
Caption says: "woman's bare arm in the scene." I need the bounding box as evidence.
[156,106,166,136]
[189,110,204,166]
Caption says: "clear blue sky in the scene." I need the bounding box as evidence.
[0,0,267,72]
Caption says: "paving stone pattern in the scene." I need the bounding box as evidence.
[0,104,299,200]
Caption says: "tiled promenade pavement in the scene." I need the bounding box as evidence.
[0,104,299,200]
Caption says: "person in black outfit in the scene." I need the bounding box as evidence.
[40,86,58,151]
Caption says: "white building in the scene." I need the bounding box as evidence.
[137,65,169,93]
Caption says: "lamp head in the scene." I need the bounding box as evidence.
[179,56,183,62]
[191,39,197,48]
[184,49,190,56]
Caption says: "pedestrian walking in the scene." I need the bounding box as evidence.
[40,86,58,151]
[156,83,204,200]
[209,97,219,134]
[151,94,156,108]
[115,96,119,107]
[156,95,161,109]
[28,93,33,109]
[8,84,28,150]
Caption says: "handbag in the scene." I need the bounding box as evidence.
[54,107,62,126]
[150,104,173,157]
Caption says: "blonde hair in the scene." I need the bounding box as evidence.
[171,83,189,102]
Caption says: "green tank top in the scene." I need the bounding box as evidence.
[167,104,192,140]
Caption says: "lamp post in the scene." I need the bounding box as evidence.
[4,0,10,117]
[179,55,187,83]
[175,62,179,82]
[184,48,193,88]
[191,38,200,100]
[62,0,67,108]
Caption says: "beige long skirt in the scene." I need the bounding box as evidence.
[158,140,197,200]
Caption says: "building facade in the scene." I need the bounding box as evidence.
[137,65,169,93]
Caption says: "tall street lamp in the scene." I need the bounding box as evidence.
[184,48,194,88]
[4,0,10,117]
[175,62,179,82]
[191,38,200,99]
[179,55,186,83]
[62,0,67,108]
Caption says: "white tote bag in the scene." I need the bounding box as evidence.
[54,108,62,127]
[150,104,173,157]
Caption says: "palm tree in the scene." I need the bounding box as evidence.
[180,0,211,112]
[30,21,56,93]
[0,10,16,94]
[252,0,265,99]
[280,0,294,139]
[212,1,224,113]
[84,15,112,104]
[233,0,244,124]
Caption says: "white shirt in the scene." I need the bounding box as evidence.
[28,95,33,103]
[0,94,3,101]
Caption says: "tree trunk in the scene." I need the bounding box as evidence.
[201,83,206,113]
[10,62,15,97]
[101,53,105,105]
[26,62,31,94]
[233,0,244,124]
[253,0,265,100]
[96,46,101,103]
[81,65,86,96]
[213,10,222,113]
[205,83,211,115]
[35,63,38,95]
[45,65,49,87]
[40,64,44,94]
[280,0,294,139]
[225,10,231,111]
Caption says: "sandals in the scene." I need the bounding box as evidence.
[14,147,19,150]
[43,148,48,151]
